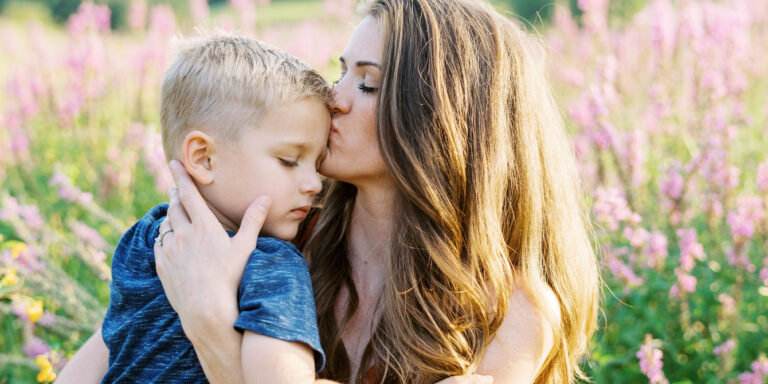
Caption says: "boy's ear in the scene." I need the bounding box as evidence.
[181,130,217,185]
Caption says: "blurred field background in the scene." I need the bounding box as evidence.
[0,0,766,383]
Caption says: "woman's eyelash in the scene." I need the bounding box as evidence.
[279,158,299,168]
[357,83,377,94]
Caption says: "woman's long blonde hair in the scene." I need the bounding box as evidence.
[304,0,599,382]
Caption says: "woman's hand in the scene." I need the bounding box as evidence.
[154,160,271,384]
[155,160,270,328]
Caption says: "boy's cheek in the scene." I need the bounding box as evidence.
[260,215,300,241]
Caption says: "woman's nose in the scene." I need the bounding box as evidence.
[330,82,350,115]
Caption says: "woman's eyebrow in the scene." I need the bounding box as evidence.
[339,56,380,69]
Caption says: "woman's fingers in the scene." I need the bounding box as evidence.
[168,160,218,224]
[166,187,191,229]
[232,197,271,256]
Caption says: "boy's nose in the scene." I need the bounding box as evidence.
[300,171,323,195]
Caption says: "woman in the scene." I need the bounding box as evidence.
[58,0,598,382]
[156,0,599,382]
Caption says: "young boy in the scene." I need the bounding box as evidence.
[100,34,331,382]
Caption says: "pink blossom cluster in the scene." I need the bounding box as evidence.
[669,229,702,298]
[128,0,147,31]
[22,337,52,359]
[577,0,609,32]
[660,161,683,202]
[677,229,705,270]
[230,0,258,34]
[713,339,735,356]
[59,2,111,126]
[637,336,669,384]
[49,171,94,205]
[0,196,44,229]
[738,357,768,384]
[66,2,110,36]
[760,246,768,286]
[324,0,356,20]
[601,247,644,291]
[592,187,640,231]
[646,231,668,269]
[622,227,669,270]
[757,161,768,193]
[1,246,44,273]
[718,293,736,316]
[133,5,177,79]
[70,221,108,250]
[10,301,55,326]
[726,195,765,242]
[142,128,174,193]
[189,0,210,26]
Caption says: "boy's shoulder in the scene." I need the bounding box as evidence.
[247,237,306,268]
[253,237,301,256]
[127,203,168,248]
[111,203,168,271]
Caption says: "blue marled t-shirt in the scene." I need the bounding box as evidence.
[101,204,324,383]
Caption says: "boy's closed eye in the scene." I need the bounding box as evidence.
[279,158,299,168]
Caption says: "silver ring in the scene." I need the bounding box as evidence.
[155,227,174,247]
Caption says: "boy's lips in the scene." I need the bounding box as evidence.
[291,205,311,219]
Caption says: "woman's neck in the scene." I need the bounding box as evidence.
[348,179,395,293]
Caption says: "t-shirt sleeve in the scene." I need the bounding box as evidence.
[234,238,325,373]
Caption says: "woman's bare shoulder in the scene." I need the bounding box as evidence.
[477,283,560,382]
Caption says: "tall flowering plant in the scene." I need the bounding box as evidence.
[550,0,768,382]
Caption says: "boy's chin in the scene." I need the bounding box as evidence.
[260,225,298,242]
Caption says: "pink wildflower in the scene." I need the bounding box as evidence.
[67,2,111,36]
[22,337,51,358]
[726,247,754,272]
[18,204,43,229]
[647,231,668,268]
[578,0,609,32]
[727,195,764,242]
[143,130,174,193]
[624,227,649,248]
[323,0,355,20]
[661,163,684,201]
[713,339,735,356]
[602,248,644,289]
[71,221,108,250]
[637,335,669,384]
[757,160,768,193]
[50,170,93,205]
[37,312,56,327]
[190,0,210,25]
[592,187,641,232]
[677,229,704,271]
[128,0,147,31]
[738,357,768,384]
[149,5,177,38]
[670,269,696,298]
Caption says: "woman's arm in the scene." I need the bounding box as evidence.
[54,328,108,384]
[154,160,271,384]
[475,286,558,383]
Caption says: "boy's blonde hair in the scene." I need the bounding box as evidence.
[160,33,332,161]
